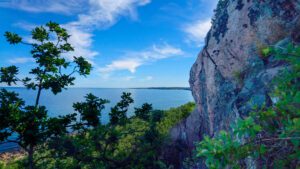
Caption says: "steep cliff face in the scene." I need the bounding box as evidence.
[165,0,300,168]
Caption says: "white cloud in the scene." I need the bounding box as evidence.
[68,0,151,29]
[152,44,184,58]
[62,25,99,64]
[99,59,143,73]
[0,0,87,14]
[98,44,183,74]
[7,0,150,64]
[184,19,211,45]
[8,57,34,64]
[64,0,150,62]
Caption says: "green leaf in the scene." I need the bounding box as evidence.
[253,124,262,132]
[74,56,92,76]
[31,26,49,42]
[259,145,267,154]
[262,47,272,57]
[4,32,22,44]
[0,66,19,85]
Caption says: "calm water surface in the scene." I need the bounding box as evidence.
[0,88,194,152]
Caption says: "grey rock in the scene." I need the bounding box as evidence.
[163,0,300,168]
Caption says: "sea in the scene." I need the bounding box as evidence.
[0,87,194,152]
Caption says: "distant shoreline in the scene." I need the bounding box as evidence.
[1,87,191,90]
[131,87,191,90]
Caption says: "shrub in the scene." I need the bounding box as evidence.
[158,102,195,136]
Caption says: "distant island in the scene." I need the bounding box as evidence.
[131,87,191,90]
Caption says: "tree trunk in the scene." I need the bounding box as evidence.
[35,85,42,106]
[28,145,34,169]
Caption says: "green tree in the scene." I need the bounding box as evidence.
[134,103,153,121]
[0,21,91,169]
[73,93,109,128]
[109,92,133,125]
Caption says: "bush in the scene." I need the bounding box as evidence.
[158,102,195,135]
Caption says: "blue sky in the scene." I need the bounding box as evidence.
[0,0,217,88]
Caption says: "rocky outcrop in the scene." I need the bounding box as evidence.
[165,0,300,168]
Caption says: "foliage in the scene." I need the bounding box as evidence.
[21,96,194,169]
[0,21,195,169]
[0,95,194,169]
[33,97,194,169]
[134,103,153,121]
[261,47,273,58]
[73,93,109,128]
[109,92,134,126]
[196,43,300,168]
[157,102,195,135]
[0,22,91,169]
[0,152,26,169]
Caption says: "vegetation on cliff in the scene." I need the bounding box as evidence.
[196,43,300,168]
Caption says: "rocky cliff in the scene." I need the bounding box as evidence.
[165,0,300,168]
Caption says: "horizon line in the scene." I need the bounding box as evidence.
[0,86,190,89]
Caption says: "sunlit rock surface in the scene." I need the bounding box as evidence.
[164,0,300,168]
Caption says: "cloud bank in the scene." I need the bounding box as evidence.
[99,44,183,74]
